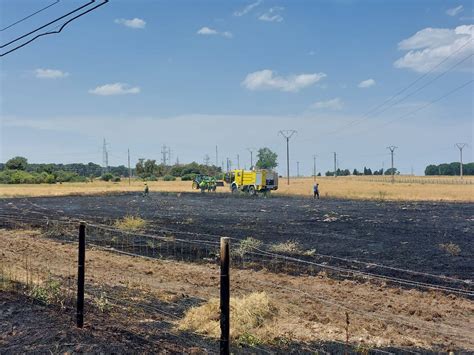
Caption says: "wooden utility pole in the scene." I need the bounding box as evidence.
[313,154,317,181]
[220,237,230,355]
[333,152,337,177]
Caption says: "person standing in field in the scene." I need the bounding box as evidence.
[313,183,320,199]
[144,183,149,197]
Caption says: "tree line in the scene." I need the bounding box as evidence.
[324,167,397,176]
[425,162,474,176]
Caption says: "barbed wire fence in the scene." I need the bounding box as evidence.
[1,214,472,353]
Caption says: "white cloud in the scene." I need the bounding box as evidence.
[88,83,140,96]
[358,79,376,88]
[114,18,146,29]
[35,68,69,79]
[446,5,463,17]
[310,98,344,110]
[197,27,233,38]
[197,26,218,35]
[242,69,326,92]
[259,7,284,22]
[394,25,473,73]
[234,0,262,16]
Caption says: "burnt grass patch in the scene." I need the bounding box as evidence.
[0,192,472,291]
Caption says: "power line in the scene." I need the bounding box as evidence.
[1,0,108,57]
[329,39,474,135]
[333,51,474,134]
[0,0,60,32]
[372,79,474,130]
[297,39,473,143]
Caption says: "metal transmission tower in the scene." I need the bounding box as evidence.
[161,145,168,165]
[386,146,398,183]
[102,138,109,172]
[204,154,210,166]
[312,155,318,181]
[247,148,256,169]
[455,143,468,179]
[278,130,297,185]
[296,161,300,177]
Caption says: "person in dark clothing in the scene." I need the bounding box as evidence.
[313,183,319,199]
[143,183,149,197]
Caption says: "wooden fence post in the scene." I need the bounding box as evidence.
[77,222,86,328]
[220,237,230,355]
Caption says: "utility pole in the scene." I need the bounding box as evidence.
[312,155,317,181]
[455,143,468,179]
[278,130,297,185]
[247,148,256,169]
[127,148,131,185]
[216,145,219,167]
[333,152,337,177]
[102,138,109,173]
[296,161,300,177]
[386,146,398,184]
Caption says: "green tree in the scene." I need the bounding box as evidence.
[6,156,28,171]
[256,147,278,169]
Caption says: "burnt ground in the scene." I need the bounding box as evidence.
[0,192,472,286]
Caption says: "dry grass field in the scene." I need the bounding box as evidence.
[0,175,472,202]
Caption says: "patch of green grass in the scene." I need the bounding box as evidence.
[29,279,63,305]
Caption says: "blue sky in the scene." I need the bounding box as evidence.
[1,0,473,175]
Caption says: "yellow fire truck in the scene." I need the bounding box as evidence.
[229,169,278,195]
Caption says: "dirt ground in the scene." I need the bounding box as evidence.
[1,229,473,353]
[1,192,472,282]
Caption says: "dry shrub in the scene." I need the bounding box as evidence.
[178,292,276,343]
[439,243,461,256]
[234,237,263,257]
[114,216,146,231]
[270,240,316,256]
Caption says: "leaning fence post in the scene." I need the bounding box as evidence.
[220,237,230,355]
[77,221,86,328]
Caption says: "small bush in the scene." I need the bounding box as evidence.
[178,292,275,342]
[234,237,263,257]
[145,174,158,181]
[114,216,147,231]
[269,240,315,256]
[101,172,114,181]
[181,173,196,181]
[112,176,121,182]
[29,279,63,305]
[439,243,461,256]
[163,175,176,181]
